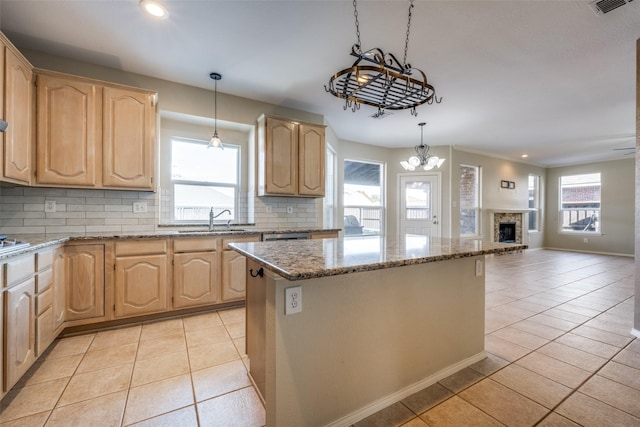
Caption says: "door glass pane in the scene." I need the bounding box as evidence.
[405,181,431,219]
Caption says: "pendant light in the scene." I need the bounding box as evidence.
[400,123,445,171]
[208,72,224,150]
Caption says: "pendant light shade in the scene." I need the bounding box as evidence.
[208,72,224,150]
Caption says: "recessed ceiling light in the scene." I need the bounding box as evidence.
[521,154,529,158]
[140,0,168,18]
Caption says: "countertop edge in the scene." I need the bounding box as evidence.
[231,242,529,281]
[0,228,341,260]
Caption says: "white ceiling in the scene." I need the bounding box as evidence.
[1,0,639,166]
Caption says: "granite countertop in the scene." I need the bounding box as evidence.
[230,235,528,281]
[0,228,341,260]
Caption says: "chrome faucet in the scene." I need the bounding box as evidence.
[209,208,232,231]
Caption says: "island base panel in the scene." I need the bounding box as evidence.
[247,256,485,427]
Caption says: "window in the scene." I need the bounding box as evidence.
[460,164,481,236]
[323,144,336,229]
[343,160,384,236]
[528,175,541,232]
[560,173,600,233]
[171,137,239,222]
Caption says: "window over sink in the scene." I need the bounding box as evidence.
[171,137,239,222]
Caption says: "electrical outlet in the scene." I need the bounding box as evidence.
[583,237,588,243]
[285,286,302,315]
[475,259,483,277]
[44,200,56,213]
[133,202,147,213]
[287,206,293,214]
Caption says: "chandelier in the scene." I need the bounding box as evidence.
[325,0,441,117]
[208,72,224,150]
[401,122,445,171]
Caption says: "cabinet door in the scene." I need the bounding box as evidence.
[221,250,249,301]
[53,247,66,331]
[265,117,297,195]
[36,73,99,186]
[3,47,32,185]
[102,86,155,190]
[115,254,167,318]
[298,124,325,197]
[173,252,219,309]
[65,245,105,321]
[5,277,36,391]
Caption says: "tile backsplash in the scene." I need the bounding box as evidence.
[0,184,320,235]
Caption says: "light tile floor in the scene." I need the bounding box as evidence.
[1,249,639,426]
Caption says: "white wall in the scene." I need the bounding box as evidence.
[545,158,634,256]
[450,149,547,248]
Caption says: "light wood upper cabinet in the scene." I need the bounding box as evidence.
[102,86,156,190]
[65,244,105,321]
[3,45,33,185]
[298,123,325,196]
[33,69,157,191]
[4,277,36,391]
[257,114,325,197]
[36,73,99,186]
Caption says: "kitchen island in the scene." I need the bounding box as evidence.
[230,235,527,427]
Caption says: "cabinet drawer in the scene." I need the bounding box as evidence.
[173,238,217,253]
[222,234,261,250]
[37,287,53,315]
[36,267,53,293]
[36,248,54,271]
[115,240,167,256]
[5,254,35,286]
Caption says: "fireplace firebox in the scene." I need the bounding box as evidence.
[499,222,517,243]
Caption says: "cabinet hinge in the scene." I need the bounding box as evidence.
[171,259,174,266]
[113,304,116,312]
[114,264,116,271]
[171,296,174,303]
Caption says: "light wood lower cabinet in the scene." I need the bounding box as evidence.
[173,252,219,308]
[115,254,168,318]
[4,277,36,392]
[221,235,261,302]
[65,244,105,321]
[114,240,168,318]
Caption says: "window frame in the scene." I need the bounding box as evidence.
[170,137,241,224]
[323,143,337,229]
[343,158,386,237]
[528,174,542,233]
[558,172,601,235]
[459,164,482,237]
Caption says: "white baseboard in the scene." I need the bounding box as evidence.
[323,351,487,427]
[543,247,634,257]
[632,328,640,339]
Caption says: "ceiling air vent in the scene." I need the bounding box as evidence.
[589,0,634,15]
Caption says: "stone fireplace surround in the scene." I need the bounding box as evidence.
[490,210,528,244]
